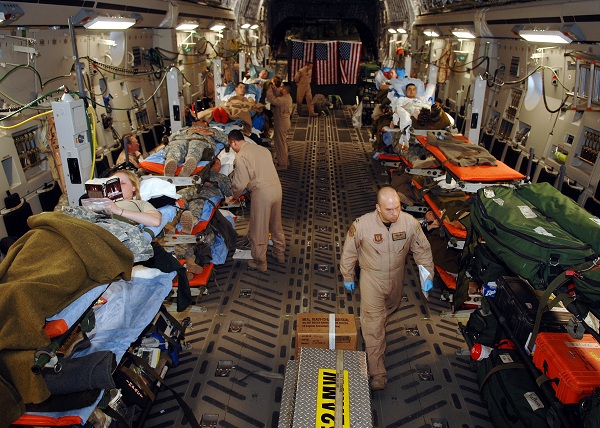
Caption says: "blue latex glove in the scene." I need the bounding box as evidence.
[344,281,355,293]
[422,279,433,292]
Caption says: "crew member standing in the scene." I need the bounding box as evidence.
[228,129,286,272]
[293,62,317,117]
[340,186,434,391]
[266,81,293,171]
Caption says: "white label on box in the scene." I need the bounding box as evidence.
[524,392,545,411]
[565,341,600,348]
[492,197,504,206]
[519,205,537,218]
[499,353,514,363]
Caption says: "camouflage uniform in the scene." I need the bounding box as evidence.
[340,210,434,378]
[178,172,232,220]
[164,124,227,166]
[164,134,216,165]
[61,206,154,262]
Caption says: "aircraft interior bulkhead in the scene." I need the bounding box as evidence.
[1,1,599,427]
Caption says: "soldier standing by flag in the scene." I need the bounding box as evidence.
[293,62,318,117]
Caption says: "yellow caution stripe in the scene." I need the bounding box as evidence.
[315,368,350,427]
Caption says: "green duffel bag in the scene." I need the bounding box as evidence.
[472,243,509,286]
[517,182,600,255]
[478,349,549,428]
[471,186,596,289]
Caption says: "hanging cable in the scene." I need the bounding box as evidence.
[0,110,53,130]
[0,64,43,90]
[87,105,98,179]
[0,88,63,121]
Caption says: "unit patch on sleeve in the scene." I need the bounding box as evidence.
[392,232,406,241]
[348,224,356,237]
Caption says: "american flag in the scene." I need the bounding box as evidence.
[339,41,362,84]
[314,41,338,85]
[290,40,314,82]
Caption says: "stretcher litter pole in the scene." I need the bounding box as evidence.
[67,11,90,106]
[526,147,535,182]
[486,296,572,428]
[556,164,566,190]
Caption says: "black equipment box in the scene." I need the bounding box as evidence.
[494,276,572,347]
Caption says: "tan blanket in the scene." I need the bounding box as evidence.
[197,98,264,131]
[0,212,133,426]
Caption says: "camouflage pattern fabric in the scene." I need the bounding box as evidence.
[61,206,154,262]
[164,137,216,164]
[179,172,232,219]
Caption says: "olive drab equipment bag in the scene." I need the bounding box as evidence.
[516,182,600,255]
[470,186,596,290]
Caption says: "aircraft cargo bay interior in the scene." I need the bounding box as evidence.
[0,1,599,428]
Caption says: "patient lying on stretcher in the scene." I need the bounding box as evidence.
[371,79,453,152]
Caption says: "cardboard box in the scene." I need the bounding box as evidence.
[295,313,357,359]
[85,177,123,200]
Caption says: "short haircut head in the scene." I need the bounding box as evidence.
[281,82,291,93]
[377,186,399,205]
[228,129,245,142]
[405,83,416,91]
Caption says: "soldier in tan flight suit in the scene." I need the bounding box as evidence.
[293,62,318,117]
[340,187,434,391]
[266,81,293,170]
[229,129,286,272]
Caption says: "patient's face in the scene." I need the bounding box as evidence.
[114,172,135,200]
[258,69,268,79]
[405,84,417,98]
[235,83,246,96]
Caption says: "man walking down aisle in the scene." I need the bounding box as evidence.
[294,62,318,117]
[340,187,434,391]
[266,81,293,171]
[229,130,286,272]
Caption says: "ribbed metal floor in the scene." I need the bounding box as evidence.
[148,107,493,428]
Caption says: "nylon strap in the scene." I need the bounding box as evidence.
[528,273,570,353]
[127,353,201,428]
[479,362,525,389]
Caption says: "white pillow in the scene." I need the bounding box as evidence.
[139,178,180,200]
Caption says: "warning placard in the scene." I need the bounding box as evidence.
[315,368,350,428]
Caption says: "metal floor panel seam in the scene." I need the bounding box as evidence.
[147,106,492,428]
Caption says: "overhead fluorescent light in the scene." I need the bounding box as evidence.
[250,24,259,30]
[84,16,136,30]
[452,29,475,39]
[518,29,572,44]
[423,29,439,37]
[388,28,397,34]
[241,23,250,29]
[397,28,407,34]
[210,22,226,32]
[176,22,199,31]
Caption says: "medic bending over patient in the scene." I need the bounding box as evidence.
[109,170,162,227]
